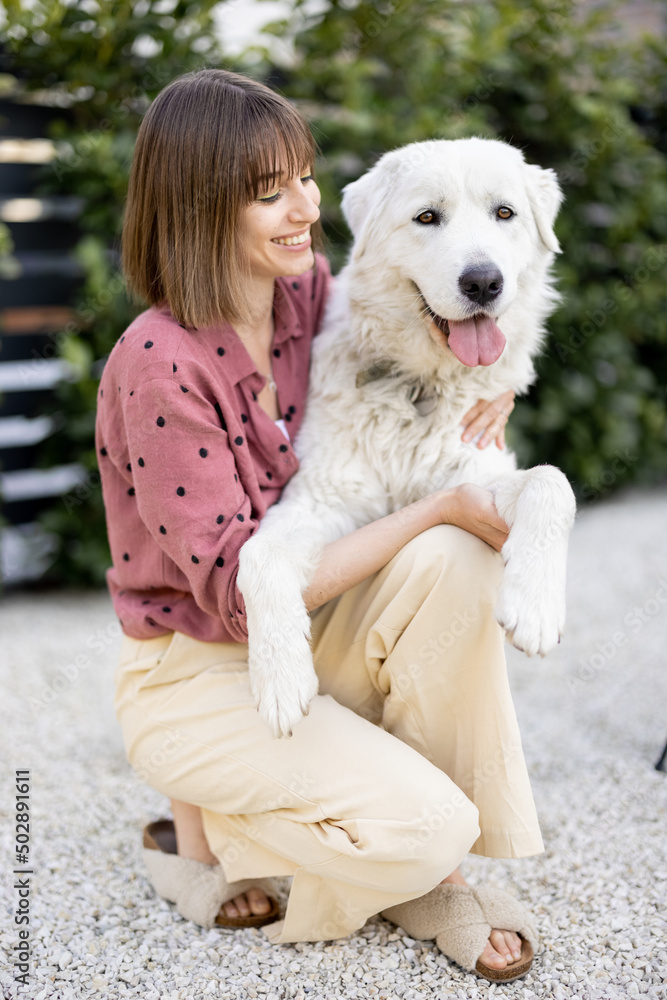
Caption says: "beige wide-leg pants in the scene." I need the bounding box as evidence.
[114,524,543,945]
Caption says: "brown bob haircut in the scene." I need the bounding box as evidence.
[122,68,321,329]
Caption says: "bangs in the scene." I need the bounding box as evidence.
[123,68,324,329]
[242,97,317,202]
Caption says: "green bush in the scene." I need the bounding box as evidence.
[3,0,666,585]
[270,0,667,502]
[3,0,228,583]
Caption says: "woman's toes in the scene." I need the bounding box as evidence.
[246,888,271,914]
[479,939,508,969]
[488,929,522,964]
[221,889,271,918]
[223,894,249,917]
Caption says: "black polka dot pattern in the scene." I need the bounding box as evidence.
[252,392,257,401]
[284,413,292,422]
[236,513,244,522]
[292,281,299,290]
[159,525,166,535]
[123,553,130,561]
[144,341,153,349]
[279,444,288,452]
[176,486,185,496]
[241,413,248,423]
[120,336,125,343]
[128,487,135,496]
[100,447,107,457]
[191,555,199,564]
[288,405,296,413]
[138,457,145,467]
[199,448,208,458]
[273,348,281,358]
[266,471,272,480]
[216,514,224,524]
[173,363,178,373]
[157,416,165,427]
[142,599,150,605]
[126,463,131,472]
[130,391,134,396]
[162,606,171,613]
[180,385,189,393]
[216,557,224,568]
[234,436,243,446]
[234,474,238,482]
[217,347,225,356]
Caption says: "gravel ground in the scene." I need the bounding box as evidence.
[1,485,666,1000]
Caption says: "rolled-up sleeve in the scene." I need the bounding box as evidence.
[123,375,255,641]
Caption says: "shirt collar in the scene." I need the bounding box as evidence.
[196,277,304,388]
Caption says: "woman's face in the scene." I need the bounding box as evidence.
[239,165,321,283]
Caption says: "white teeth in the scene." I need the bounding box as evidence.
[272,232,309,246]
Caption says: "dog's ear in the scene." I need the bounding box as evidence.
[341,160,393,259]
[524,163,563,253]
[341,167,380,236]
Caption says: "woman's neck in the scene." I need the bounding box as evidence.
[234,276,275,351]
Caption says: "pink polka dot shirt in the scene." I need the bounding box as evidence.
[95,254,332,643]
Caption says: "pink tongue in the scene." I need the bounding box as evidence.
[447,316,506,367]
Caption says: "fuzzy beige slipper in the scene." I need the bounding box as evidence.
[142,818,281,929]
[381,882,539,982]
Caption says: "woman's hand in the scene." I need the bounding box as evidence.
[461,389,515,450]
[440,483,510,552]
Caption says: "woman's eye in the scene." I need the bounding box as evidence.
[258,190,281,203]
[415,210,438,225]
[300,173,313,184]
[497,206,514,219]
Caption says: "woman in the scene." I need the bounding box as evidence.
[97,68,542,983]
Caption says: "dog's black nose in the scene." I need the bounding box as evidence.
[459,265,504,306]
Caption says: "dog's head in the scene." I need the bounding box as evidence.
[341,138,562,369]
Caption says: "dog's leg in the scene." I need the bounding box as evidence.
[490,465,576,656]
[237,491,372,739]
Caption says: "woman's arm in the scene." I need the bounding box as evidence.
[302,484,508,612]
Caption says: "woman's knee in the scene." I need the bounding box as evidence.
[401,523,503,605]
[396,790,481,892]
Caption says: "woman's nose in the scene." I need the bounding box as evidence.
[288,187,320,224]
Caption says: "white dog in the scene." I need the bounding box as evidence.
[238,137,576,739]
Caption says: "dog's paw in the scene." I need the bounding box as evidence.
[248,630,319,739]
[495,569,565,657]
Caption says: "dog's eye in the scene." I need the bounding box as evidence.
[415,210,439,225]
[497,206,514,220]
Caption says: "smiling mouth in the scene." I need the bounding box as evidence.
[416,288,507,368]
[271,230,310,246]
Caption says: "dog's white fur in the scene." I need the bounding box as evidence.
[238,138,577,739]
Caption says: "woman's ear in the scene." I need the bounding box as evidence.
[523,163,563,253]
